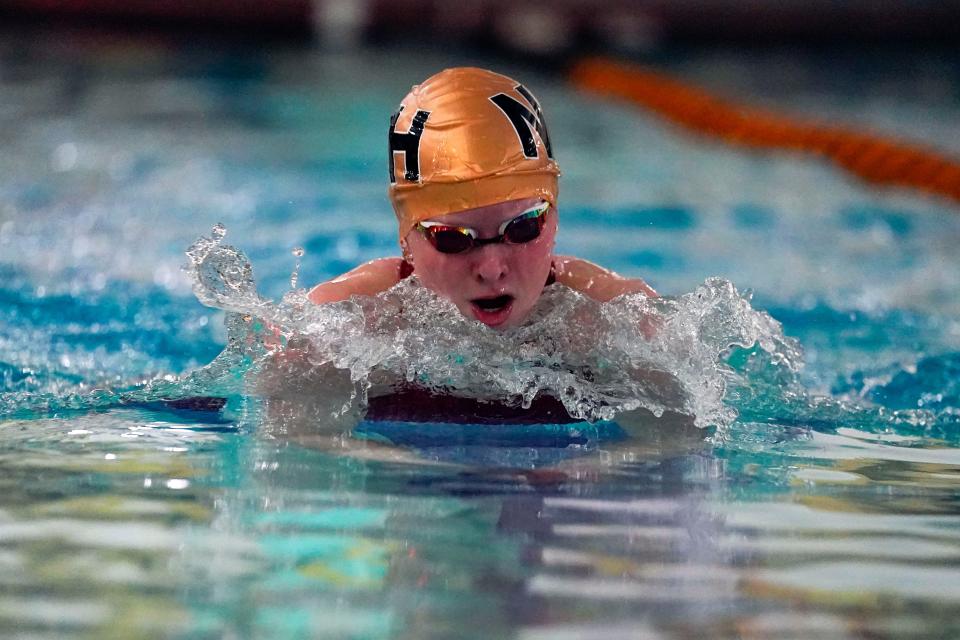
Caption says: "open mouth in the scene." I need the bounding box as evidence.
[471,295,514,312]
[469,294,515,327]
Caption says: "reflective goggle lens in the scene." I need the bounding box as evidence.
[501,210,544,243]
[430,228,475,253]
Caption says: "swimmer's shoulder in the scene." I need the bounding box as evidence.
[552,255,657,302]
[308,257,407,305]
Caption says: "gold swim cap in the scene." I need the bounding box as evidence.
[388,67,560,239]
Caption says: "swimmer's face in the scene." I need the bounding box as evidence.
[405,197,557,330]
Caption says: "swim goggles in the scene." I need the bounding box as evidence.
[415,201,550,254]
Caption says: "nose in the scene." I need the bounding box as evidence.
[472,245,509,283]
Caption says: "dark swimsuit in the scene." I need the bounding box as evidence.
[365,387,580,424]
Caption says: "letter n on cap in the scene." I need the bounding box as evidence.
[389,106,431,183]
[489,85,554,160]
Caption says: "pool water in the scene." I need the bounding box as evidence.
[3,30,960,638]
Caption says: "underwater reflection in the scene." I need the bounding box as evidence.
[3,401,959,638]
[221,411,729,638]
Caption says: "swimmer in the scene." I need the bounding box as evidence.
[307,67,656,329]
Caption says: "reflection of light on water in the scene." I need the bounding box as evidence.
[0,597,111,627]
[835,427,923,444]
[724,534,960,560]
[718,502,960,538]
[730,611,926,639]
[791,467,865,484]
[795,431,960,466]
[519,622,663,640]
[528,574,732,601]
[748,563,960,603]
[543,496,684,516]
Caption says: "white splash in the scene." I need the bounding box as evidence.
[184,227,804,431]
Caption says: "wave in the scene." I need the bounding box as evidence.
[834,352,960,411]
[175,226,805,433]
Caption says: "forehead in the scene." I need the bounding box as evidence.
[428,197,542,228]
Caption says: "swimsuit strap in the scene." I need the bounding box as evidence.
[399,258,415,280]
[399,259,556,287]
[545,261,556,286]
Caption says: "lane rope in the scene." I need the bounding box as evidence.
[570,57,960,206]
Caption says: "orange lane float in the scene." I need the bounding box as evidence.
[570,57,960,206]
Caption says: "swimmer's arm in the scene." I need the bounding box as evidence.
[307,257,405,304]
[552,256,657,302]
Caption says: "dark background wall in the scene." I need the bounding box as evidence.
[4,0,959,53]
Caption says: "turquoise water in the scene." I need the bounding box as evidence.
[3,31,960,638]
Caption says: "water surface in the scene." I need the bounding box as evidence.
[2,31,960,638]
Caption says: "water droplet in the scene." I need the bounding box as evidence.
[189,238,258,307]
[211,223,226,241]
[290,247,304,289]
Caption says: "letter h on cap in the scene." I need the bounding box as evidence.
[389,106,431,183]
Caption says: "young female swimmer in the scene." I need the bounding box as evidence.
[308,67,656,327]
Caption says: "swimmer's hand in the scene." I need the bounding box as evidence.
[307,257,406,305]
[552,256,659,338]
